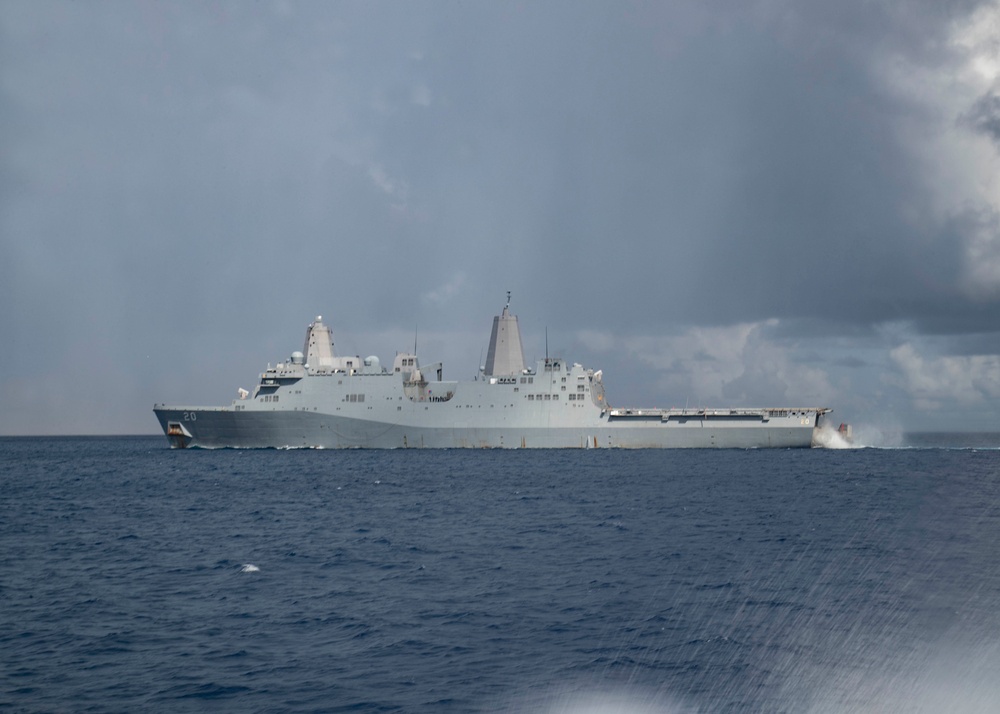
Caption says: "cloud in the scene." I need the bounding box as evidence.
[862,0,1000,328]
[579,320,836,407]
[5,1,1000,433]
[410,83,431,107]
[422,272,468,306]
[367,163,402,197]
[963,91,1000,145]
[956,206,1000,299]
[889,342,1000,410]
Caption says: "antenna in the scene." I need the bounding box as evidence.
[414,324,418,356]
[506,290,511,308]
[545,326,549,363]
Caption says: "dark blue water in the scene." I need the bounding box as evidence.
[3,437,1000,713]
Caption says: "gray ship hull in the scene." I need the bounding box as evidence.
[154,306,830,449]
[153,407,822,449]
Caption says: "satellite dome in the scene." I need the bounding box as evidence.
[364,355,381,368]
[290,351,305,365]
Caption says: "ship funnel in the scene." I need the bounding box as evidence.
[483,301,526,376]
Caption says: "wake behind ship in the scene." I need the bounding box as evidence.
[154,300,831,449]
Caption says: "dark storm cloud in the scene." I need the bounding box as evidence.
[371,0,999,333]
[963,91,1000,146]
[3,0,1000,433]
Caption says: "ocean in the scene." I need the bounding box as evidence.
[2,436,999,713]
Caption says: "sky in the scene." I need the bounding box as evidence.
[3,0,1000,437]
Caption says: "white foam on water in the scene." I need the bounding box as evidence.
[239,563,260,573]
[813,421,908,449]
[812,423,857,449]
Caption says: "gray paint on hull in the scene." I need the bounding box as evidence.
[154,407,820,449]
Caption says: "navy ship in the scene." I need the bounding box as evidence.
[154,298,831,448]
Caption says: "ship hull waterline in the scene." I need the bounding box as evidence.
[154,407,824,449]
